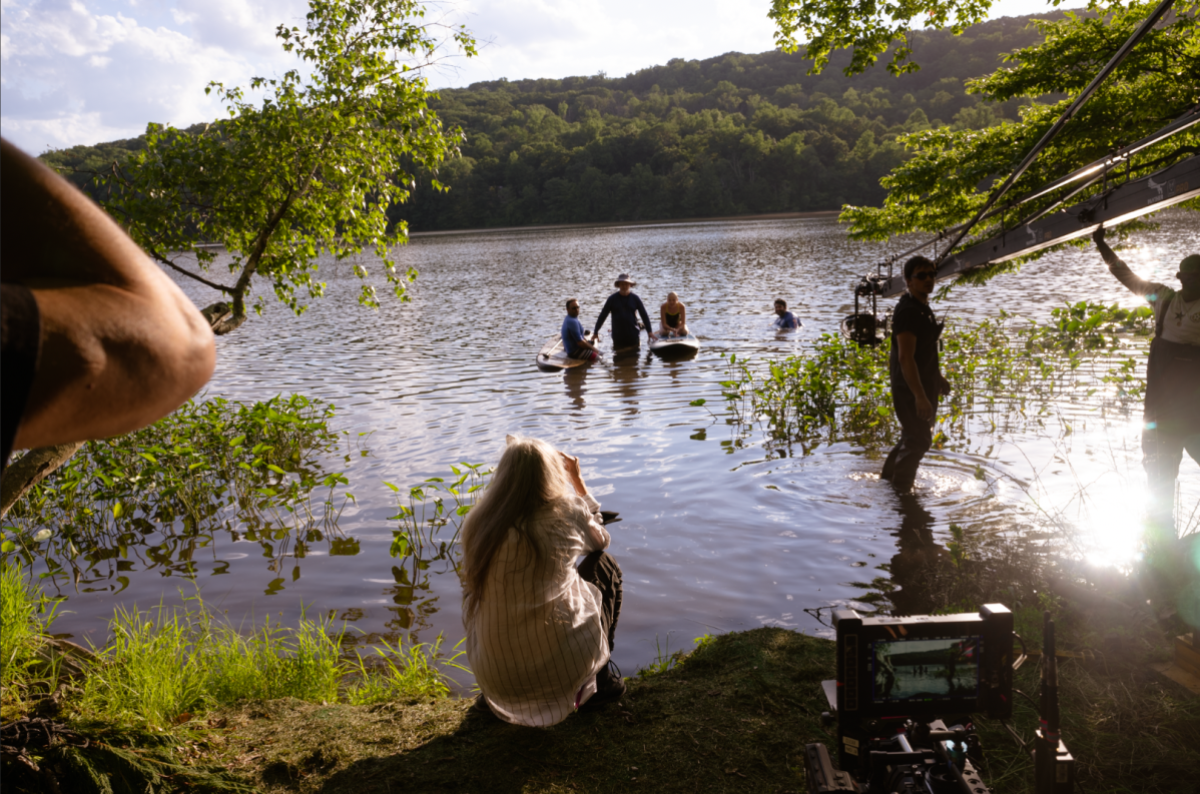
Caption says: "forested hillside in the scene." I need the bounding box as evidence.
[42,12,1065,232]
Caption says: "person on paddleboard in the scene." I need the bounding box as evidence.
[658,292,689,338]
[881,256,951,493]
[562,298,599,361]
[1094,226,1200,534]
[773,298,801,330]
[593,274,655,350]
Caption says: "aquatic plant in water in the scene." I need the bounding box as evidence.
[0,395,358,594]
[722,302,1153,452]
[386,461,492,563]
[373,463,492,636]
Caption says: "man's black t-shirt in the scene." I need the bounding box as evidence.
[594,291,652,349]
[1,284,42,471]
[889,292,942,399]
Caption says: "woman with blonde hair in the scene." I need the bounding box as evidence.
[460,436,624,726]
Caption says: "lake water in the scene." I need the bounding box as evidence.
[31,211,1200,680]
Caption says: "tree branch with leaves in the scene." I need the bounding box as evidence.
[768,0,1199,279]
[101,0,477,335]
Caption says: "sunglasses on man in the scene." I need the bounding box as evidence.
[911,271,937,281]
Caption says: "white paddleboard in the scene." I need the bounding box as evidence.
[536,334,598,371]
[649,332,700,353]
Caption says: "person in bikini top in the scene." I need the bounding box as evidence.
[659,292,688,338]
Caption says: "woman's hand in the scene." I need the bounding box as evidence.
[559,451,587,496]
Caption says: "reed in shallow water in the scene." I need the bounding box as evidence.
[722,301,1154,453]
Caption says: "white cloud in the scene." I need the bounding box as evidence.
[0,0,1075,154]
[1,0,302,152]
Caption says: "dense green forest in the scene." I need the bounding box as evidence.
[42,13,1064,231]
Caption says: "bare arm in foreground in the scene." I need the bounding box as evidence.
[1,137,216,450]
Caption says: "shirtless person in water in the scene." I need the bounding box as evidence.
[659,292,688,338]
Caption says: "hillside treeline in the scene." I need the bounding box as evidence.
[42,13,1061,231]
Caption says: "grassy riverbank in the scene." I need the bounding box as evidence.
[5,550,1198,793]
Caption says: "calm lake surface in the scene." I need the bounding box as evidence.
[39,211,1200,680]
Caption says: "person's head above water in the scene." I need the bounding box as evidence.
[614,274,635,294]
[566,298,579,317]
[774,299,788,315]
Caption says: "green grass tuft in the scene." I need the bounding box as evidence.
[69,593,463,729]
[0,561,60,719]
[343,634,468,704]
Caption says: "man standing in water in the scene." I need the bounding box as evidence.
[593,274,655,351]
[1094,227,1200,532]
[562,298,598,361]
[881,256,951,492]
[774,299,801,329]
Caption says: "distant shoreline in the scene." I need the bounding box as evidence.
[407,210,842,238]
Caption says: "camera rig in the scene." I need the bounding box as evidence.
[805,605,1075,794]
[840,265,891,348]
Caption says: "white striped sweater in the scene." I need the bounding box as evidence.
[463,491,610,727]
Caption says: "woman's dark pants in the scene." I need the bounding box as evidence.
[577,550,622,651]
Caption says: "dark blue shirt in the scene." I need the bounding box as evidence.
[594,291,652,348]
[561,315,586,357]
[889,293,943,398]
[774,311,800,329]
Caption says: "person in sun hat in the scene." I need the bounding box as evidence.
[1094,227,1200,533]
[593,274,655,351]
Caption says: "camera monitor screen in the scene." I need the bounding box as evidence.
[869,635,982,708]
[834,605,1012,721]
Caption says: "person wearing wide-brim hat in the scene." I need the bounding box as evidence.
[593,274,655,351]
[1094,226,1200,535]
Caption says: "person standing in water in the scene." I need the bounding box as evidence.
[594,274,655,350]
[881,256,951,492]
[562,298,598,361]
[1094,227,1200,532]
[773,299,801,330]
[658,292,688,338]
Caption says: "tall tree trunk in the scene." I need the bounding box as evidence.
[0,442,85,519]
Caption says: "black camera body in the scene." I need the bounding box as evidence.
[808,604,1015,793]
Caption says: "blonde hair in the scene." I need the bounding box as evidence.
[460,437,570,620]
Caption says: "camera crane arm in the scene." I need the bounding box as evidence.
[870,154,1200,299]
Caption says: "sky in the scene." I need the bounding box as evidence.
[1,0,1052,154]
